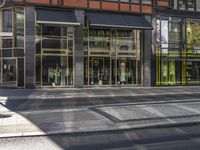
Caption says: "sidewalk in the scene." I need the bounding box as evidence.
[0,86,200,100]
[0,86,200,138]
[0,99,200,138]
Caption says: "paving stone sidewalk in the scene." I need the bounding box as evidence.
[0,100,200,138]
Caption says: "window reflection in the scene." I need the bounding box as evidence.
[35,25,74,87]
[187,0,195,10]
[84,28,141,86]
[3,9,12,32]
[197,0,200,11]
[156,17,200,85]
[179,0,186,10]
[15,8,24,48]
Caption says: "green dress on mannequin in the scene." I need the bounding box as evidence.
[169,61,176,84]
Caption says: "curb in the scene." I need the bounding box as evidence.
[0,121,200,138]
[1,91,200,101]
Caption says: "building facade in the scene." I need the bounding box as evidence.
[153,0,200,86]
[0,0,199,88]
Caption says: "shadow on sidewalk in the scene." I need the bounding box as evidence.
[1,89,200,149]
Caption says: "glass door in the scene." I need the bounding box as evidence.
[112,30,141,86]
[117,58,136,85]
[2,59,17,87]
[89,58,109,85]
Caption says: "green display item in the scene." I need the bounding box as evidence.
[169,61,176,84]
[161,63,168,83]
[49,69,61,78]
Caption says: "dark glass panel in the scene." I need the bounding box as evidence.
[3,9,12,32]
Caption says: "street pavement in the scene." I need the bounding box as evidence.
[0,87,200,138]
[1,125,200,150]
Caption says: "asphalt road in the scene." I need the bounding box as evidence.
[0,125,200,150]
[2,93,200,111]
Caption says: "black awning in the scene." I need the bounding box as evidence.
[86,13,153,30]
[37,10,80,26]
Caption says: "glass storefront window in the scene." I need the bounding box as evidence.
[85,57,110,85]
[16,35,24,48]
[36,26,42,54]
[15,8,24,48]
[89,29,110,50]
[35,25,74,87]
[197,0,200,11]
[186,20,200,84]
[2,38,12,48]
[116,58,137,85]
[16,9,24,33]
[42,56,68,86]
[160,59,182,85]
[2,9,12,32]
[156,17,183,85]
[84,28,141,86]
[156,17,200,86]
[186,61,200,84]
[0,8,25,88]
[187,21,200,50]
[169,18,181,43]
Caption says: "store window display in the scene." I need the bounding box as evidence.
[42,56,69,86]
[117,59,135,85]
[156,17,183,85]
[186,20,200,84]
[84,28,141,86]
[35,25,74,87]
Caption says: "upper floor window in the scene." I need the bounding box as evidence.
[131,0,140,4]
[187,0,195,11]
[179,0,186,10]
[174,0,198,11]
[105,0,119,2]
[142,0,152,4]
[120,0,129,2]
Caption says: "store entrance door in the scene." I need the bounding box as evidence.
[90,58,104,85]
[116,58,136,85]
[2,59,17,87]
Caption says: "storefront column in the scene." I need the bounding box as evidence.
[151,16,157,86]
[25,7,35,88]
[74,10,84,88]
[143,16,152,87]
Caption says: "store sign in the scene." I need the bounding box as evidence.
[0,0,5,7]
